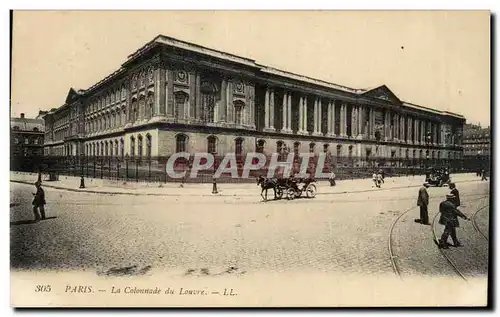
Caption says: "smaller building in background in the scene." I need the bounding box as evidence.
[11,112,45,157]
[462,123,490,158]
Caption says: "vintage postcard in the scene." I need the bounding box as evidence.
[9,10,491,307]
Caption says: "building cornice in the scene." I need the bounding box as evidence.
[47,34,466,121]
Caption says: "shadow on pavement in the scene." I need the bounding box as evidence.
[10,216,57,226]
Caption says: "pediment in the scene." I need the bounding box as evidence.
[362,85,402,105]
[65,88,83,104]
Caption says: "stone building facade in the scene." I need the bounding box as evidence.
[463,123,490,157]
[11,112,45,157]
[43,35,465,164]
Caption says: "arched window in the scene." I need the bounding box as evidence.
[147,94,154,118]
[105,141,109,156]
[437,151,441,160]
[176,134,187,153]
[405,149,409,158]
[309,142,315,153]
[174,91,188,120]
[235,138,243,157]
[137,135,143,158]
[256,139,266,153]
[413,149,416,158]
[234,100,245,125]
[207,136,217,154]
[294,142,300,156]
[277,140,285,160]
[130,136,135,157]
[366,148,372,158]
[201,82,217,123]
[348,145,353,158]
[93,143,96,156]
[101,142,104,156]
[323,144,329,153]
[336,144,342,157]
[146,134,152,158]
[132,99,138,122]
[33,127,39,132]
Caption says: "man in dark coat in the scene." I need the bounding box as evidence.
[449,183,460,207]
[32,181,46,221]
[481,169,488,181]
[438,194,470,249]
[415,183,430,225]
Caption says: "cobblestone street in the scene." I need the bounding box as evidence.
[10,176,490,283]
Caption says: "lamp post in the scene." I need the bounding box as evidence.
[79,153,85,188]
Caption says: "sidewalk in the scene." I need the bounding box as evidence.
[10,171,481,197]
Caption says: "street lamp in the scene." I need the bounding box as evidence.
[79,153,85,188]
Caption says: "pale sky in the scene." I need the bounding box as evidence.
[11,11,490,126]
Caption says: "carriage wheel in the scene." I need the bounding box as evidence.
[306,184,317,198]
[276,188,284,200]
[286,188,296,200]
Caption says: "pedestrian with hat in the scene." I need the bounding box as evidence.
[449,183,460,207]
[438,194,470,249]
[32,181,46,221]
[415,182,430,225]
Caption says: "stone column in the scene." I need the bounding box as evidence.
[155,65,166,117]
[226,80,234,123]
[282,91,288,132]
[384,110,390,141]
[303,97,308,134]
[313,97,319,135]
[298,96,305,134]
[340,104,345,137]
[188,72,196,120]
[219,78,227,123]
[332,101,337,136]
[287,92,292,133]
[249,85,256,128]
[368,108,374,139]
[433,123,438,145]
[166,69,174,118]
[195,74,202,121]
[351,105,357,137]
[269,88,275,130]
[327,101,332,136]
[358,104,363,137]
[264,87,270,130]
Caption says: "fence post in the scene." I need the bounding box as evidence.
[148,158,152,182]
[117,160,120,180]
[135,159,139,182]
[125,156,129,182]
[164,158,167,183]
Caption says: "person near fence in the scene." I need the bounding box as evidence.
[329,171,336,186]
[415,183,430,225]
[372,172,379,188]
[32,181,46,221]
[449,183,460,207]
[438,194,470,249]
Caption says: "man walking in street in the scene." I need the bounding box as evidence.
[449,183,460,207]
[438,194,470,249]
[481,169,488,181]
[415,183,430,225]
[32,181,46,221]
[329,171,336,186]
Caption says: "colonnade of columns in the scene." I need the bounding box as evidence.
[261,86,447,146]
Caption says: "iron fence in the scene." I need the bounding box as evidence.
[10,154,490,184]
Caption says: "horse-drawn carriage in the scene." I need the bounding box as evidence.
[257,176,317,201]
[425,167,451,187]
